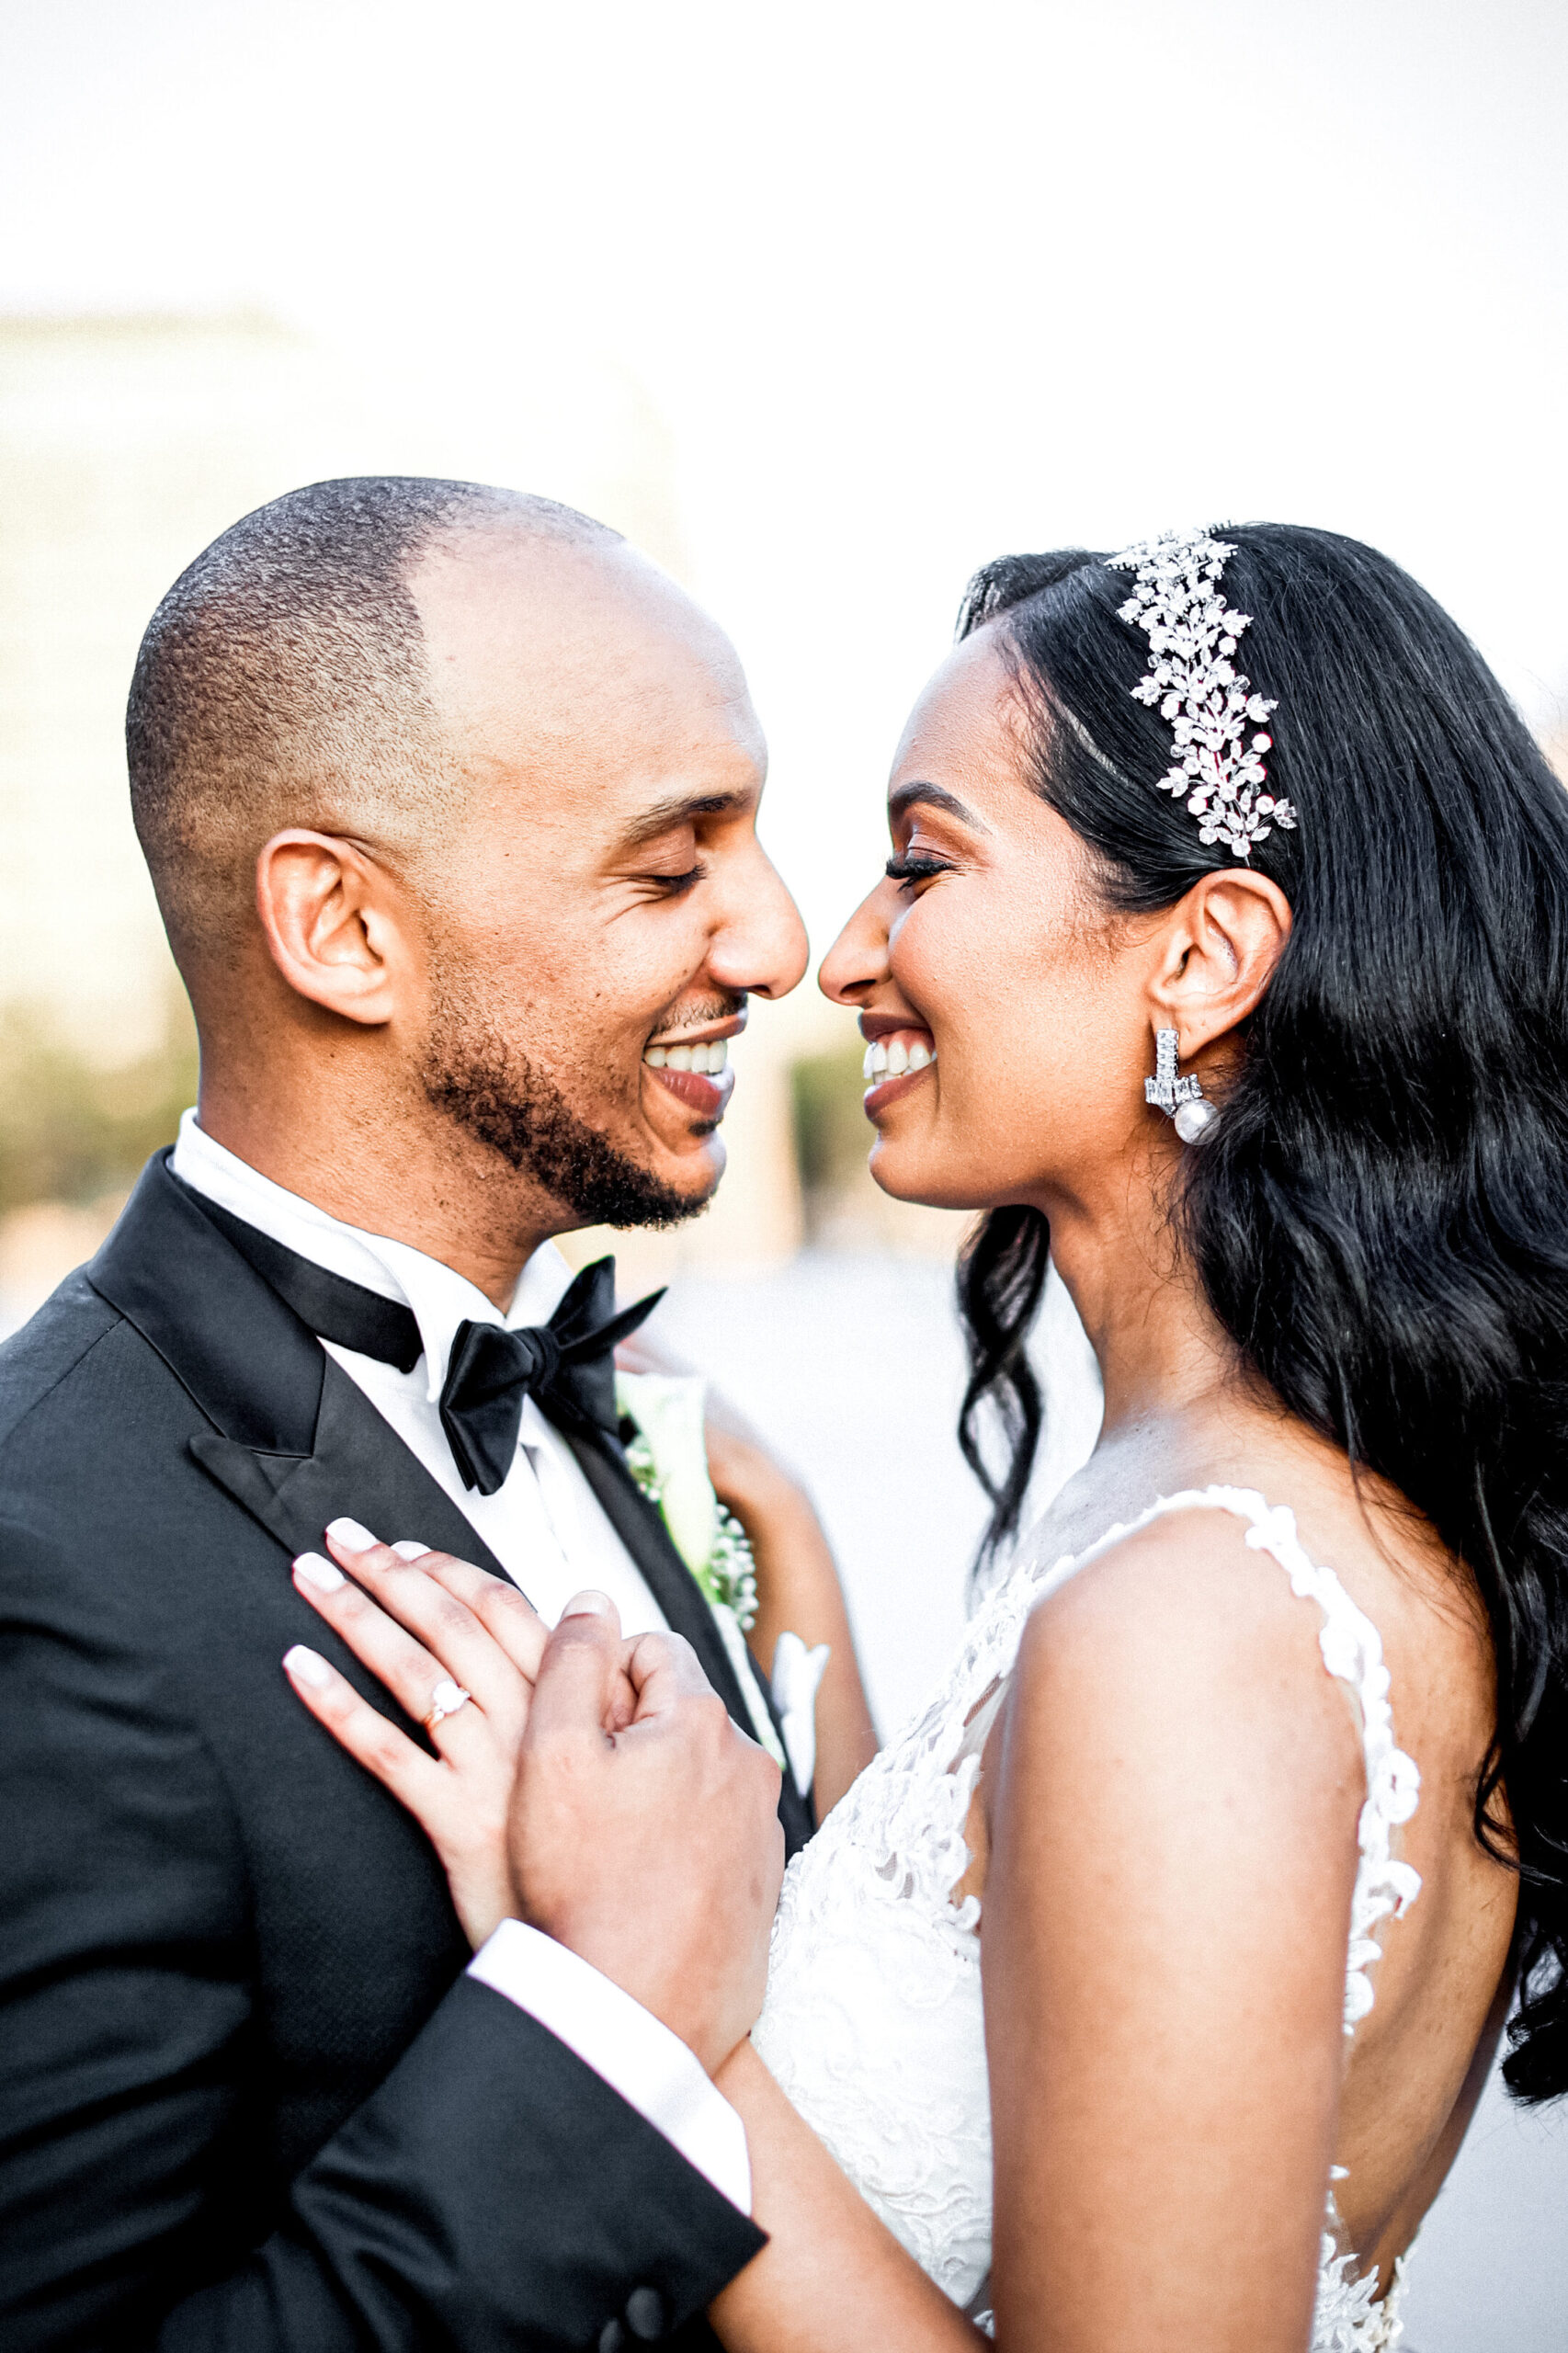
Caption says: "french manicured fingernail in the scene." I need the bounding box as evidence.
[294,1552,347,1594]
[561,1589,615,1620]
[326,1516,379,1552]
[284,1643,334,1688]
[392,1540,431,1560]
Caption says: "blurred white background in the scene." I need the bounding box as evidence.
[3,3,1567,2343]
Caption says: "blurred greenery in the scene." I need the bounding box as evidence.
[0,991,199,1215]
[790,1042,873,1231]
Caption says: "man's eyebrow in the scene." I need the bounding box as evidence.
[619,790,754,849]
[887,780,989,831]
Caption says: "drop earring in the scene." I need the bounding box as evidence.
[1145,1028,1219,1144]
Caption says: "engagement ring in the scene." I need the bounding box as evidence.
[424,1678,472,1731]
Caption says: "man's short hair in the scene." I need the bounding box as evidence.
[126,476,619,968]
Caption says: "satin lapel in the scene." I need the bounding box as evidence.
[190,1360,513,1588]
[88,1152,325,1453]
[560,1425,753,1728]
[88,1154,514,1592]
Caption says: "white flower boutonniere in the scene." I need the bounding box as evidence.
[615,1369,786,1772]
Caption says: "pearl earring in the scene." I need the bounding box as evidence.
[1144,1029,1219,1144]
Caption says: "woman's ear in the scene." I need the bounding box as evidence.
[255,831,407,1026]
[1145,869,1292,1060]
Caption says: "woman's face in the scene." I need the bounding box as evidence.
[819,627,1157,1213]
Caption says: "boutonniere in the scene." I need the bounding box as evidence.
[615,1369,786,1771]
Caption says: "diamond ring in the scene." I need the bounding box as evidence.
[423,1678,472,1731]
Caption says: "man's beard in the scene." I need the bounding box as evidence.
[420,995,710,1232]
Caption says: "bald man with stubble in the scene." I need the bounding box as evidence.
[0,480,873,2353]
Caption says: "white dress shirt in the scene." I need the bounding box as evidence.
[172,1111,750,2211]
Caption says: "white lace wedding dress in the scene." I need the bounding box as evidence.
[753,1488,1425,2350]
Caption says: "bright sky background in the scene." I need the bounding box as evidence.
[5,0,1567,954]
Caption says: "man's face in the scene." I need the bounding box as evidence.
[404,530,808,1229]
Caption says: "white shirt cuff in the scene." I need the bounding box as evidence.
[467,1919,752,2213]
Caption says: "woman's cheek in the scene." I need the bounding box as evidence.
[885,893,921,961]
[888,892,962,1009]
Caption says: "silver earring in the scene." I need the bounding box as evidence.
[1145,1028,1219,1144]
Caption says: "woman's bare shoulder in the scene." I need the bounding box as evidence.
[1021,1494,1344,1668]
[1005,1499,1369,1858]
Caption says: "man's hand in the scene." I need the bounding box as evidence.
[510,1597,785,2075]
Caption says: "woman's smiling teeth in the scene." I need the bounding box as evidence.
[863,1032,935,1084]
[643,1039,730,1073]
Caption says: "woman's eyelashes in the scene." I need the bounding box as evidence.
[884,850,953,889]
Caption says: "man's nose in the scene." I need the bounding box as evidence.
[711,848,809,1001]
[818,881,892,1006]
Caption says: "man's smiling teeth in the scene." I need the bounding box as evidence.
[643,1040,730,1074]
[862,1036,935,1082]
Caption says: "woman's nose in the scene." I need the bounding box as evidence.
[818,883,892,1006]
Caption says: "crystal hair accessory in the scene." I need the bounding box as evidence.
[1108,529,1296,862]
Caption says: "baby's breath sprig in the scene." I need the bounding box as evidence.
[704,1510,759,1633]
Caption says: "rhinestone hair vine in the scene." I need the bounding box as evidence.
[1107,529,1296,861]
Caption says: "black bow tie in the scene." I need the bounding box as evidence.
[437,1260,664,1495]
[180,1186,664,1497]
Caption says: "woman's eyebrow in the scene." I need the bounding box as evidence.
[887,780,989,831]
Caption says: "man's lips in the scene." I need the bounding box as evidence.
[642,1013,743,1123]
[646,1062,736,1119]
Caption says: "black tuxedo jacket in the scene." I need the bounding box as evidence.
[0,1154,809,2351]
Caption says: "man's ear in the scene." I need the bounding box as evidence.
[1145,869,1292,1061]
[255,831,408,1026]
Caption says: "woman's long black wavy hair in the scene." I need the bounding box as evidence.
[951,526,1568,2101]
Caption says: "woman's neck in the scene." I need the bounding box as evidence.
[1043,1186,1236,1438]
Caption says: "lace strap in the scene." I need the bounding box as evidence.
[1121,1487,1423,2035]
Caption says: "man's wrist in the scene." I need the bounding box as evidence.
[512,1892,733,2075]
